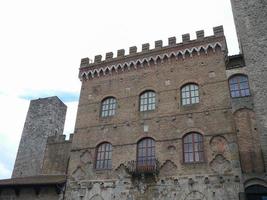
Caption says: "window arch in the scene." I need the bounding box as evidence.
[181,83,199,105]
[229,74,250,98]
[137,138,155,167]
[101,97,117,117]
[183,133,204,163]
[245,185,267,200]
[139,90,156,112]
[95,142,112,170]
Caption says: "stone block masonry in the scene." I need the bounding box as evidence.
[12,96,67,178]
[231,0,267,170]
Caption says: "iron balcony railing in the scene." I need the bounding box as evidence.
[127,159,160,175]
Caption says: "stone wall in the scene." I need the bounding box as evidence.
[225,66,264,174]
[0,187,61,200]
[234,108,264,173]
[41,134,73,175]
[231,0,267,170]
[12,97,67,178]
[65,173,242,200]
[65,31,244,199]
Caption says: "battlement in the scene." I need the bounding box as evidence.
[79,26,226,80]
[47,134,73,144]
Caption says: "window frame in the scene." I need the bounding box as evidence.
[136,138,156,167]
[100,97,117,118]
[181,83,200,106]
[139,90,156,112]
[95,142,112,170]
[229,74,251,98]
[182,132,204,163]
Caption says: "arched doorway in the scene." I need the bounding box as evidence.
[246,185,267,200]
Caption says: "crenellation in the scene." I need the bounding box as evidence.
[213,25,224,36]
[80,57,90,68]
[129,46,137,54]
[168,36,176,46]
[155,40,163,48]
[117,49,125,57]
[79,41,224,80]
[47,134,73,144]
[94,55,102,63]
[105,52,113,60]
[142,43,150,51]
[82,27,225,68]
[182,33,190,42]
[196,30,205,39]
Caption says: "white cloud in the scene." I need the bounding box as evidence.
[64,101,79,137]
[0,95,29,179]
[0,95,29,146]
[0,162,11,179]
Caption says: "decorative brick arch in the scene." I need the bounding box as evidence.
[234,108,264,173]
[79,42,223,80]
[180,127,206,138]
[244,178,267,189]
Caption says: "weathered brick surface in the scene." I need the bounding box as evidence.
[0,0,265,198]
[41,134,73,175]
[65,34,244,199]
[231,0,267,170]
[234,108,264,173]
[12,97,67,178]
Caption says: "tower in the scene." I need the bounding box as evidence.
[230,0,267,170]
[12,96,67,178]
[63,27,244,199]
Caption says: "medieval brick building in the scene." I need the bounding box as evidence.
[0,0,266,199]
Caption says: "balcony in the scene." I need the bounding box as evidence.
[127,159,160,176]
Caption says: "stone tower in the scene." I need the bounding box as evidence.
[12,96,67,178]
[230,0,267,169]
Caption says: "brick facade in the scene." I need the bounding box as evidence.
[62,28,244,200]
[0,1,266,199]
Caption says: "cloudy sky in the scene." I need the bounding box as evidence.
[0,0,239,179]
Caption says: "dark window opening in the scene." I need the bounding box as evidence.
[183,133,204,163]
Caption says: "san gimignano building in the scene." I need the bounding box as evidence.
[0,0,266,199]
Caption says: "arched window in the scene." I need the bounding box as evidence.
[181,84,199,105]
[245,185,267,200]
[229,75,250,98]
[139,90,156,112]
[95,142,112,170]
[183,133,204,163]
[137,138,155,167]
[101,97,116,117]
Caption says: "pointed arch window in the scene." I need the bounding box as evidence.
[183,133,204,163]
[95,142,112,170]
[181,84,199,105]
[139,90,156,112]
[229,75,250,98]
[101,97,117,117]
[137,138,155,167]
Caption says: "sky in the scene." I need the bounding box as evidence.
[0,0,239,179]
